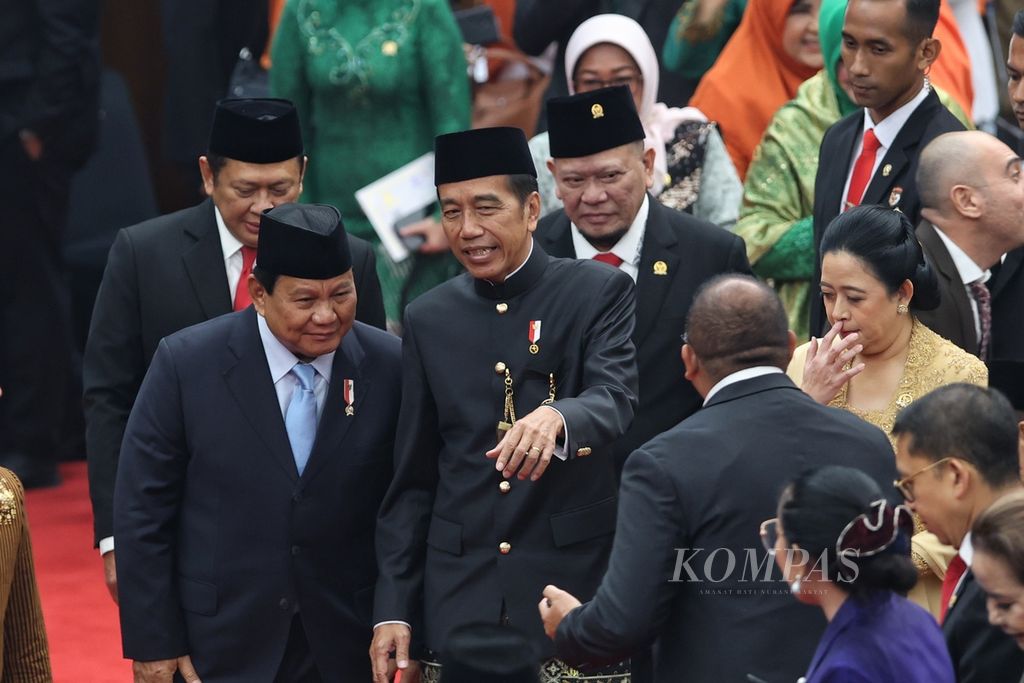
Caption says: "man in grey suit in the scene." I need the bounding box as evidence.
[84,98,384,604]
[540,275,897,683]
[914,131,1024,358]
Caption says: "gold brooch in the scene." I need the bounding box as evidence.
[591,103,604,119]
[653,260,668,276]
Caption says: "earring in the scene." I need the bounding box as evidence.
[897,304,909,315]
[790,575,803,595]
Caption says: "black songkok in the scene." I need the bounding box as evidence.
[257,204,352,279]
[547,85,645,159]
[440,623,538,683]
[434,127,536,185]
[988,361,1024,412]
[207,98,303,163]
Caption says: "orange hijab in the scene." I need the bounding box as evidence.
[689,0,819,180]
[931,0,974,120]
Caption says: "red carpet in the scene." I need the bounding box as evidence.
[25,462,131,682]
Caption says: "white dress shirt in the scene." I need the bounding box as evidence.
[933,227,990,343]
[570,195,649,283]
[216,206,247,303]
[841,85,932,209]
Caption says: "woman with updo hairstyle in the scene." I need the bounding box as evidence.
[764,466,954,682]
[788,205,987,616]
[970,491,1024,653]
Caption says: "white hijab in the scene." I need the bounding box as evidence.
[564,14,705,194]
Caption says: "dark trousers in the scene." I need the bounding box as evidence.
[0,136,75,466]
[274,615,322,683]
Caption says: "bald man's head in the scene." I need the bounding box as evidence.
[685,275,792,381]
[918,132,1020,214]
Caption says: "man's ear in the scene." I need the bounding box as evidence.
[199,156,215,197]
[248,275,267,315]
[682,343,700,382]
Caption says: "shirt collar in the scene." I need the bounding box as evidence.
[703,366,784,406]
[256,313,335,384]
[933,227,990,285]
[862,85,930,149]
[570,194,649,266]
[960,531,974,567]
[214,205,245,262]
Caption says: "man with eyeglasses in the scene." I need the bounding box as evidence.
[893,383,1024,683]
[539,274,895,683]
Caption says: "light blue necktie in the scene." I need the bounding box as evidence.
[285,363,317,475]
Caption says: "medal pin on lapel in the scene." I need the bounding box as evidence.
[653,260,668,276]
[888,187,903,208]
[343,379,355,416]
[528,320,542,355]
[882,163,892,177]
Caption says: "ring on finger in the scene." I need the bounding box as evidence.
[529,446,542,453]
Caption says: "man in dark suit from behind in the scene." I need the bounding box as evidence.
[810,0,965,335]
[988,11,1024,361]
[0,0,100,488]
[892,384,1024,683]
[84,98,385,605]
[115,204,401,683]
[913,131,1024,359]
[540,274,898,683]
[536,85,751,474]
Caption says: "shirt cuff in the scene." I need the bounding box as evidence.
[373,620,411,630]
[99,536,115,555]
[544,406,569,462]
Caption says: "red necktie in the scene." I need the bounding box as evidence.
[845,129,882,210]
[940,554,968,624]
[233,246,257,311]
[592,252,624,268]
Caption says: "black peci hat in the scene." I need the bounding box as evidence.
[256,203,351,279]
[208,98,303,163]
[547,85,645,159]
[440,623,538,683]
[434,127,536,185]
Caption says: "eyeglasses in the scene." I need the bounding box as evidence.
[760,518,780,553]
[575,74,644,93]
[894,457,953,502]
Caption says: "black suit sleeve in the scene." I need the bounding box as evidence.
[373,317,439,638]
[113,339,190,661]
[551,271,638,458]
[555,448,682,665]
[84,229,146,545]
[350,236,386,330]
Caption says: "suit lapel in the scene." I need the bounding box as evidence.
[862,91,941,209]
[918,222,978,351]
[633,200,680,344]
[991,247,1024,299]
[535,212,576,259]
[182,199,233,319]
[825,117,863,216]
[300,329,367,483]
[803,600,860,679]
[224,309,298,483]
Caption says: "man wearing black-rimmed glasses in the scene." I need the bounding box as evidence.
[893,383,1024,683]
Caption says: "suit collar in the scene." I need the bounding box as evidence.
[702,372,801,408]
[182,198,233,318]
[991,247,1024,299]
[473,241,551,300]
[632,199,682,343]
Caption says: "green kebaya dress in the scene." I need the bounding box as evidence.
[271,0,471,324]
